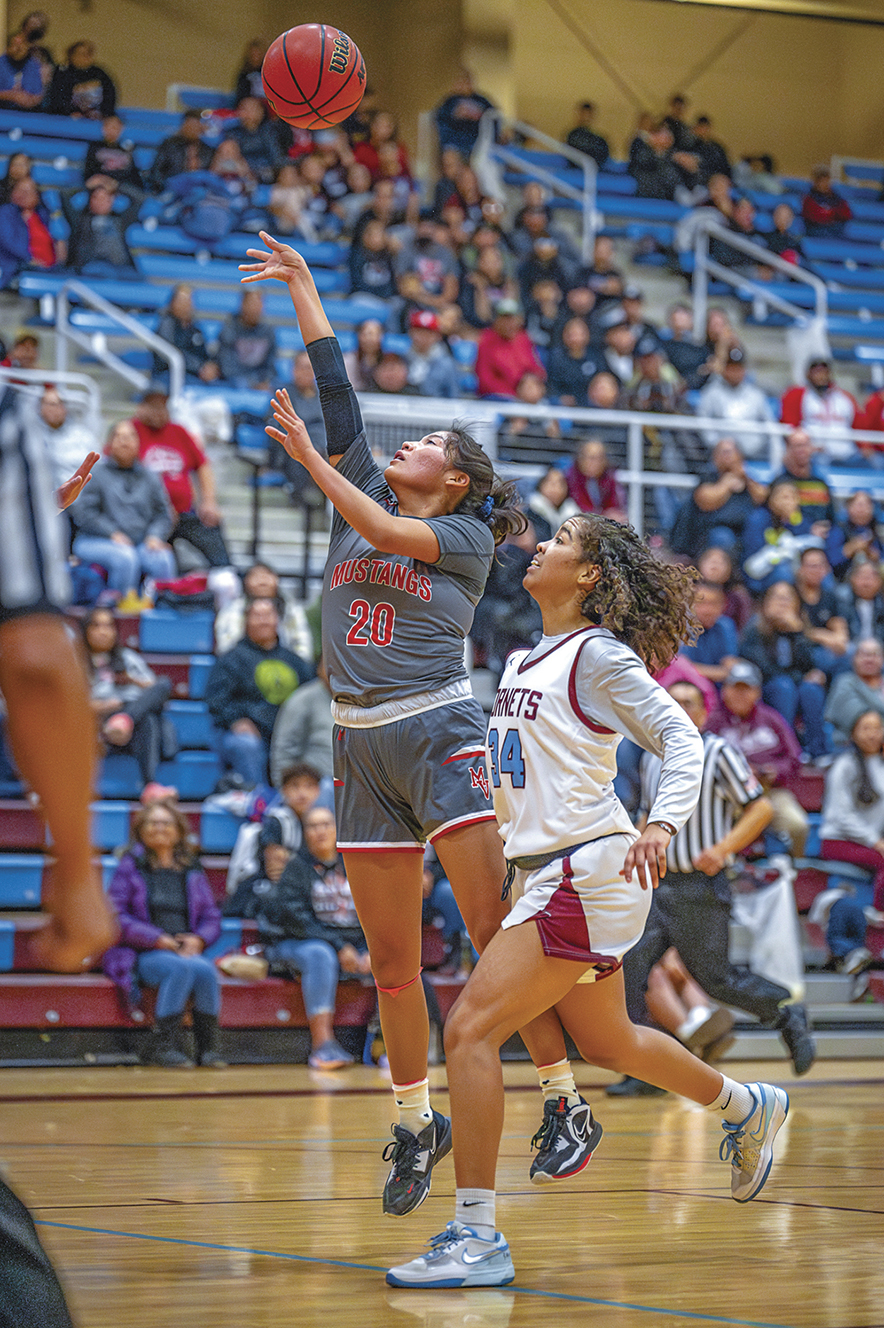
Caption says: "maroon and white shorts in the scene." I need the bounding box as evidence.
[501,833,650,983]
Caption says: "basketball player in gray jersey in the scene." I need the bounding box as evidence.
[241,233,576,1217]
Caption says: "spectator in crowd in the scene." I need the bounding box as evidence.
[524,276,564,352]
[0,330,40,373]
[223,760,323,905]
[233,37,267,103]
[32,385,97,491]
[594,307,637,386]
[82,114,143,189]
[565,101,609,168]
[794,545,850,681]
[763,203,804,265]
[215,560,313,661]
[342,318,383,391]
[352,177,410,250]
[628,336,702,533]
[70,419,175,597]
[584,234,623,308]
[395,209,461,323]
[739,580,829,762]
[47,39,116,118]
[475,299,545,398]
[707,658,808,857]
[496,371,561,455]
[81,607,174,785]
[348,216,398,301]
[682,580,738,686]
[661,302,713,390]
[0,29,43,109]
[353,110,411,183]
[826,490,883,579]
[133,384,231,568]
[152,283,219,384]
[551,280,596,342]
[663,93,694,150]
[696,545,754,632]
[217,288,277,390]
[258,761,323,856]
[780,359,860,463]
[708,196,762,274]
[267,162,313,239]
[516,235,573,311]
[369,351,413,394]
[698,346,774,457]
[469,525,542,677]
[434,68,495,158]
[564,437,625,519]
[0,178,56,287]
[524,464,580,544]
[102,801,225,1067]
[228,95,282,183]
[268,352,328,505]
[769,428,835,529]
[733,153,782,195]
[403,309,462,398]
[547,315,600,405]
[825,637,884,747]
[148,111,213,193]
[60,175,141,275]
[510,203,580,275]
[670,436,766,561]
[801,165,852,238]
[206,597,313,786]
[621,284,659,346]
[257,804,370,1069]
[270,662,334,789]
[432,147,466,215]
[835,556,884,643]
[0,152,33,206]
[692,116,730,183]
[459,242,518,331]
[629,121,697,202]
[742,478,816,594]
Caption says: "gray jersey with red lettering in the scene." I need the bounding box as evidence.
[322,433,494,708]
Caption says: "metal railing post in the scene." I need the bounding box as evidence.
[693,228,709,346]
[626,419,645,535]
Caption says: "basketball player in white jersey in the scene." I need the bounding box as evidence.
[388,514,791,1288]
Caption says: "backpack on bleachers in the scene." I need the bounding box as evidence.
[225,804,303,894]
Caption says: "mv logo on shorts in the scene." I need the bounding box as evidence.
[469,766,490,798]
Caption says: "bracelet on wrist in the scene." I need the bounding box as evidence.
[651,820,677,837]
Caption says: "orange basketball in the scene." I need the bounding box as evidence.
[261,23,366,130]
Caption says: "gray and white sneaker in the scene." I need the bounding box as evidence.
[386,1222,515,1288]
[529,1095,603,1183]
[719,1082,789,1202]
[382,1109,453,1216]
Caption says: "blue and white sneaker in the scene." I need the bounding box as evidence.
[719,1082,789,1202]
[386,1222,515,1288]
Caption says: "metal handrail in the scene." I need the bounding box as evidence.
[54,279,185,402]
[474,109,597,264]
[692,218,829,342]
[0,367,102,435]
[831,154,884,186]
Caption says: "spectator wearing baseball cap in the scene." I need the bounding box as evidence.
[405,309,462,398]
[621,283,660,346]
[780,359,860,464]
[475,299,546,399]
[697,344,775,458]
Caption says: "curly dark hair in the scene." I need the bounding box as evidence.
[444,423,527,547]
[569,514,700,671]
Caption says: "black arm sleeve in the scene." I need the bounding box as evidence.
[305,336,364,457]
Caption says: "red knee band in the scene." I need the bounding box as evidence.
[376,968,422,998]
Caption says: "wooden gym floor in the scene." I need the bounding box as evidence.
[2,1058,882,1328]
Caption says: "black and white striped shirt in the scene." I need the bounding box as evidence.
[639,731,763,874]
[0,387,70,615]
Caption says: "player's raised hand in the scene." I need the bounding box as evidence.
[57,451,100,511]
[621,823,671,891]
[240,231,309,285]
[266,388,316,462]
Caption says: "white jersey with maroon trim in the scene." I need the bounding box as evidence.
[488,626,703,862]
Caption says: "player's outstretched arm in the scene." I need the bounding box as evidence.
[239,232,334,346]
[57,451,100,511]
[267,389,441,563]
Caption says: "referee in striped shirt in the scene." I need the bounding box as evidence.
[617,678,816,1092]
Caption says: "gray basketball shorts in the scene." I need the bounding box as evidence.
[333,697,497,852]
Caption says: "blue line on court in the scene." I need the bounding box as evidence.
[34,1218,795,1327]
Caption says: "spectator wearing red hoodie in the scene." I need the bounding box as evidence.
[564,438,626,520]
[780,358,860,463]
[475,299,545,399]
[800,166,852,238]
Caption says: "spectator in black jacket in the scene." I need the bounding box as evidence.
[153,284,219,384]
[60,176,142,275]
[217,288,277,389]
[207,598,314,787]
[547,315,601,405]
[82,115,143,190]
[692,116,730,183]
[228,96,283,184]
[47,40,116,118]
[629,121,697,201]
[233,38,268,104]
[565,102,609,169]
[148,111,213,193]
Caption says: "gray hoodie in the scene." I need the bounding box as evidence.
[70,457,172,543]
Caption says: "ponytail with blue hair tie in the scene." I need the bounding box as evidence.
[478,494,494,522]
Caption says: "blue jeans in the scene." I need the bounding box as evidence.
[763,676,829,759]
[827,896,868,959]
[136,950,221,1017]
[72,535,176,594]
[265,937,339,1017]
[218,728,268,786]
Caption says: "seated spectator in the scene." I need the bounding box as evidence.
[739,580,829,761]
[763,203,804,265]
[524,464,580,544]
[271,666,334,790]
[153,283,219,385]
[70,419,175,598]
[268,352,328,504]
[102,801,224,1067]
[459,243,518,331]
[565,101,609,168]
[0,179,56,288]
[475,299,545,399]
[217,289,276,390]
[60,176,142,276]
[32,384,98,491]
[0,152,33,205]
[133,384,231,569]
[552,280,596,341]
[351,177,410,251]
[825,637,884,747]
[584,234,623,308]
[369,351,413,395]
[564,438,625,519]
[670,436,766,561]
[629,120,697,201]
[375,140,418,219]
[257,804,369,1069]
[702,306,743,377]
[682,580,738,685]
[593,307,637,387]
[547,315,600,404]
[354,110,411,183]
[696,544,755,632]
[708,196,762,273]
[707,658,808,857]
[517,234,575,312]
[692,115,730,183]
[732,153,782,195]
[626,337,700,531]
[0,29,43,110]
[233,36,267,102]
[404,310,462,398]
[206,597,314,786]
[147,111,213,193]
[857,387,884,468]
[342,318,384,391]
[470,525,542,676]
[523,277,564,352]
[794,545,850,681]
[434,68,495,159]
[395,209,461,323]
[0,330,40,374]
[621,284,659,346]
[83,114,143,190]
[742,477,816,594]
[348,216,398,301]
[432,147,466,215]
[766,429,834,535]
[780,359,860,464]
[826,490,884,580]
[215,560,313,661]
[510,204,580,277]
[268,162,313,239]
[835,555,884,642]
[674,173,734,256]
[698,346,774,457]
[47,39,116,118]
[801,165,852,238]
[82,607,175,785]
[228,96,282,183]
[224,760,322,899]
[497,372,561,454]
[18,9,54,96]
[661,302,714,390]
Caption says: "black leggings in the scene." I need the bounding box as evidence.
[111,678,172,783]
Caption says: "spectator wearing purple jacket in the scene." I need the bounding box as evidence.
[102,802,224,1068]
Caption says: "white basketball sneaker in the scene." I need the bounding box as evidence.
[719,1081,789,1202]
[386,1221,515,1288]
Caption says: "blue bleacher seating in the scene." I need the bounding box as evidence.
[0,856,43,907]
[91,801,130,852]
[203,917,243,960]
[199,804,242,853]
[188,655,215,700]
[0,133,88,161]
[156,751,221,800]
[98,755,143,800]
[0,921,14,972]
[139,609,215,654]
[167,700,213,749]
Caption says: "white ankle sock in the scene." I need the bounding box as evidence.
[456,1187,496,1241]
[708,1075,756,1124]
[392,1077,432,1135]
[536,1058,580,1107]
